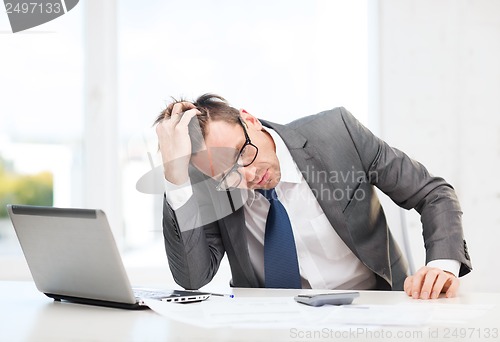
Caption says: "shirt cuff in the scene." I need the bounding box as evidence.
[426,259,460,277]
[164,178,193,210]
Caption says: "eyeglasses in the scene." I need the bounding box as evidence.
[215,117,258,191]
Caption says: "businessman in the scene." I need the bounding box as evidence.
[154,94,471,300]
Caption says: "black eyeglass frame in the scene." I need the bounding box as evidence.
[215,117,258,191]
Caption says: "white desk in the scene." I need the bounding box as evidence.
[0,281,498,342]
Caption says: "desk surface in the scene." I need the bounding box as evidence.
[0,281,498,342]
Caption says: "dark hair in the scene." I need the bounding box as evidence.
[154,93,240,153]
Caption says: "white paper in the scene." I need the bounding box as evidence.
[142,296,457,329]
[144,297,317,328]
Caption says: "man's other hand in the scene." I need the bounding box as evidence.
[404,266,459,300]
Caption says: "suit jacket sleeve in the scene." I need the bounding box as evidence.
[162,169,227,290]
[339,108,472,276]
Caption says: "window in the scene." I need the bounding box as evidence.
[0,9,83,261]
[0,1,369,275]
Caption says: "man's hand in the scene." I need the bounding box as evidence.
[404,266,459,300]
[155,102,200,185]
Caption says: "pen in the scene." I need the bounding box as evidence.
[210,292,235,298]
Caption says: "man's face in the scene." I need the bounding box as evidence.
[191,110,281,190]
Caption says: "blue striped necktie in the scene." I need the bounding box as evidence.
[257,188,301,289]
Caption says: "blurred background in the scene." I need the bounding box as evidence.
[1,0,499,292]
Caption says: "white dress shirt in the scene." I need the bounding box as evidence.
[164,128,460,289]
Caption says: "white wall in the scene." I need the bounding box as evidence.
[375,0,500,292]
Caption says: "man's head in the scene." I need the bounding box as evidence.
[154,94,281,190]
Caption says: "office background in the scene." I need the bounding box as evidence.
[0,0,499,293]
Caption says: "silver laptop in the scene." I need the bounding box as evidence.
[7,204,211,310]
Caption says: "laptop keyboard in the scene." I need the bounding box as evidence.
[133,288,174,300]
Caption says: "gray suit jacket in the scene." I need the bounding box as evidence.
[162,107,472,291]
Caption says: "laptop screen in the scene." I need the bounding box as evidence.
[8,205,137,304]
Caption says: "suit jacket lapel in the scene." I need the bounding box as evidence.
[221,190,261,287]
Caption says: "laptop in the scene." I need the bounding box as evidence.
[7,204,211,310]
